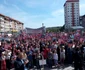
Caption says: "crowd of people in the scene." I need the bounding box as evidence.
[0,30,85,70]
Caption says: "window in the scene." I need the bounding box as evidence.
[9,25,11,27]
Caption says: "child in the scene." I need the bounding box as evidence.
[53,50,58,67]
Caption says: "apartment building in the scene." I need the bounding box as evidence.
[0,14,24,33]
[64,0,80,29]
[80,15,85,28]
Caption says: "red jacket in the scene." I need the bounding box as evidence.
[1,60,6,70]
[43,48,49,59]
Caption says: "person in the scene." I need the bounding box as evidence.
[73,46,84,70]
[35,50,43,69]
[57,46,60,64]
[53,50,58,67]
[47,49,53,68]
[0,52,6,70]
[60,47,65,65]
[5,50,11,70]
[14,52,29,70]
[26,48,33,69]
[10,55,17,69]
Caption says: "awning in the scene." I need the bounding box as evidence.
[71,26,84,29]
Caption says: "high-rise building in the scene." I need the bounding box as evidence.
[64,0,79,29]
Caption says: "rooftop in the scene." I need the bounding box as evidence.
[64,0,79,6]
[0,13,24,25]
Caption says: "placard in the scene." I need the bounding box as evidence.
[39,59,46,65]
[0,42,1,46]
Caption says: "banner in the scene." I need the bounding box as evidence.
[25,27,46,34]
[39,59,46,65]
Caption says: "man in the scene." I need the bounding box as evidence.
[73,46,84,70]
[14,52,29,70]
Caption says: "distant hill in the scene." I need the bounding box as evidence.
[46,26,65,32]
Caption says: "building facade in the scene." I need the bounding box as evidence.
[64,0,80,29]
[0,14,23,33]
[80,15,85,28]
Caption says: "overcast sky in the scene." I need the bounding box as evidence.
[0,0,85,28]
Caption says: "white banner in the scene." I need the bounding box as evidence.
[25,27,45,34]
[39,59,46,65]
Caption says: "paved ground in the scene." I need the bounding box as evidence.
[45,65,74,70]
[10,65,74,70]
[50,66,74,70]
[33,65,74,70]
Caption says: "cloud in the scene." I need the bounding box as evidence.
[42,8,64,27]
[12,4,24,12]
[0,0,65,28]
[21,0,46,8]
[3,0,23,12]
[0,4,4,10]
[0,1,64,28]
[0,3,45,28]
[42,17,64,28]
[0,4,9,14]
[21,0,59,10]
[0,4,44,28]
[80,4,85,15]
[52,9,64,17]
[3,0,8,5]
[0,1,21,14]
[0,3,27,26]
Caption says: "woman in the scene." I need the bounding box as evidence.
[0,52,6,70]
[14,52,29,70]
[35,50,43,69]
[60,47,65,65]
[47,49,53,68]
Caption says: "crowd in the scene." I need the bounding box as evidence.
[0,30,85,70]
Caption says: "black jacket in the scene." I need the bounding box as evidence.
[73,48,84,64]
[14,57,29,70]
